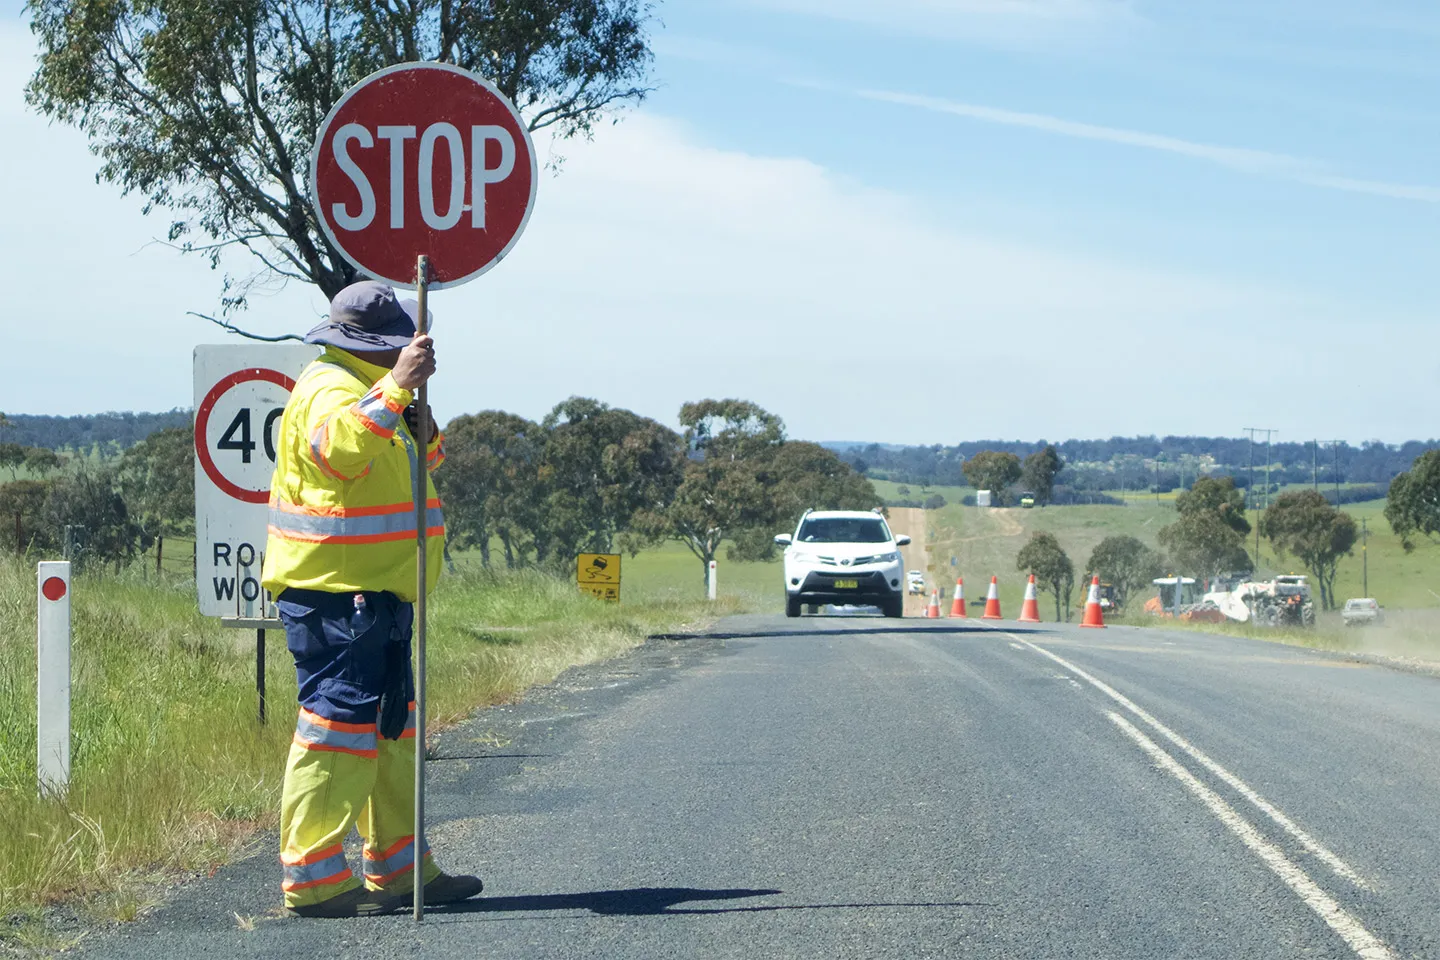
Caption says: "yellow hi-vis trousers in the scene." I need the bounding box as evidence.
[278,701,441,907]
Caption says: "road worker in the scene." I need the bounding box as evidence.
[261,281,482,918]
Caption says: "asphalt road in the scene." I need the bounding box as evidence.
[75,615,1440,959]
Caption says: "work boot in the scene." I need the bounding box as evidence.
[286,886,408,919]
[419,873,485,904]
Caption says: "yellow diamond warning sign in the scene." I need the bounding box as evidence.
[577,553,621,602]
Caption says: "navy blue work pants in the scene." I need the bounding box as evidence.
[275,588,415,726]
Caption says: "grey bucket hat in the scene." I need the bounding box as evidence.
[305,281,433,352]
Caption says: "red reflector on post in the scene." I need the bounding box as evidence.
[42,577,67,601]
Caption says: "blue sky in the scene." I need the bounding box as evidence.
[1,0,1436,445]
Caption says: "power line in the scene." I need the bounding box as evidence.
[1244,428,1275,568]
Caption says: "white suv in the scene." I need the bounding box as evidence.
[774,509,911,618]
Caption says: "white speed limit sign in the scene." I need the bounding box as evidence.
[193,344,317,617]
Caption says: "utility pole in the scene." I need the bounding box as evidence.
[1247,432,1255,509]
[1318,440,1343,503]
[1334,442,1342,504]
[1244,428,1275,569]
[1361,518,1369,598]
[1265,432,1274,509]
[1312,440,1318,491]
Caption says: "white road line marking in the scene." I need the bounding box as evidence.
[1007,631,1370,889]
[1107,712,1395,960]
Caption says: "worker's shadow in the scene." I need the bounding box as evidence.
[431,886,988,918]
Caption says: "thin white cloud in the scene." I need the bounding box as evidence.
[1293,174,1440,204]
[855,87,1440,204]
[858,89,1303,174]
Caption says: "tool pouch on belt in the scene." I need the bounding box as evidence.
[378,623,409,741]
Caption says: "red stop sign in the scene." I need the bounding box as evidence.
[310,62,537,290]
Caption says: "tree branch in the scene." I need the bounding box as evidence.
[188,311,305,342]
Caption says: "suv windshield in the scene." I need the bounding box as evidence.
[796,517,891,544]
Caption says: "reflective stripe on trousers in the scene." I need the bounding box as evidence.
[281,843,351,892]
[401,700,416,739]
[293,706,378,758]
[363,834,432,884]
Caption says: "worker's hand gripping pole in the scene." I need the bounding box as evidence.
[413,254,430,922]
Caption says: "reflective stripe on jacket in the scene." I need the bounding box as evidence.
[261,347,444,601]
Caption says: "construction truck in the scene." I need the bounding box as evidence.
[1142,577,1224,621]
[1202,575,1316,629]
[1096,582,1121,616]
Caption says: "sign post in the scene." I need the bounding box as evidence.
[412,255,431,922]
[311,61,537,921]
[37,561,71,795]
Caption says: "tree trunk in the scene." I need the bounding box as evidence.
[443,538,456,575]
[479,534,491,568]
[502,535,515,569]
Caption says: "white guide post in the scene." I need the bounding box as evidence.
[36,561,72,794]
[708,560,717,601]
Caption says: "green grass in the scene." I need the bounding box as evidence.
[869,478,973,505]
[448,539,785,613]
[613,541,781,610]
[0,555,752,942]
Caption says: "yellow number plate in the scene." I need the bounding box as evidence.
[833,579,858,589]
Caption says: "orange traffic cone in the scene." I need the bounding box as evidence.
[926,588,942,618]
[981,576,1003,620]
[1081,575,1107,628]
[1018,574,1041,623]
[950,578,967,617]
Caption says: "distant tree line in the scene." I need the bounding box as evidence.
[0,427,194,570]
[0,409,191,454]
[838,436,1434,493]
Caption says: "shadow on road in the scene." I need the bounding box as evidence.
[649,625,1047,641]
[431,886,991,918]
[428,753,553,762]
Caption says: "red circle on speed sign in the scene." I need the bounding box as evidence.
[195,368,298,505]
[310,62,537,290]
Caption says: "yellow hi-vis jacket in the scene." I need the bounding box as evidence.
[261,347,445,602]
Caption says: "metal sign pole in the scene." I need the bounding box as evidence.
[413,254,430,923]
[256,628,266,725]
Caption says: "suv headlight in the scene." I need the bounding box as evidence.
[869,551,901,564]
[790,551,817,563]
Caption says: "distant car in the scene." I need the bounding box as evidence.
[906,571,926,595]
[775,509,911,618]
[1019,491,1036,508]
[1341,598,1383,627]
